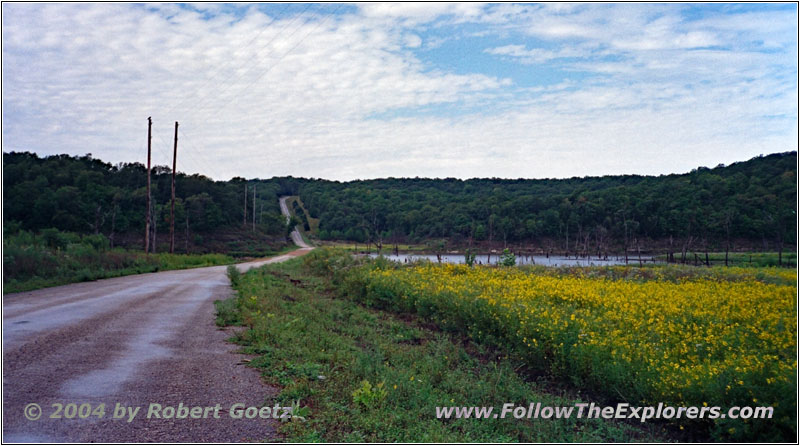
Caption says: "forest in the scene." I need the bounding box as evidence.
[2,151,294,255]
[284,152,797,257]
[3,151,797,259]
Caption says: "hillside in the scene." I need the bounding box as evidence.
[282,152,797,255]
[3,151,796,257]
[3,152,289,255]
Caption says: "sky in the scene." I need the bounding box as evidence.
[2,2,797,181]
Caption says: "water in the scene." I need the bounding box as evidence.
[366,253,656,267]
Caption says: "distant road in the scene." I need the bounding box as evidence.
[279,196,312,249]
[2,201,313,442]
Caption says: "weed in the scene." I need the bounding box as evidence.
[219,255,666,442]
[226,265,241,287]
[352,380,388,409]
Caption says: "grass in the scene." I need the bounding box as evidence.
[3,226,300,293]
[655,251,796,268]
[3,229,241,293]
[312,250,796,442]
[4,249,236,294]
[286,196,319,234]
[218,256,670,442]
[297,230,314,248]
[284,196,317,247]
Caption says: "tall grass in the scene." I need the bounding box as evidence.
[303,248,797,442]
[3,229,234,293]
[218,256,664,442]
[657,252,796,268]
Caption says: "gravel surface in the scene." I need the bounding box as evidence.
[3,248,312,442]
[279,197,312,249]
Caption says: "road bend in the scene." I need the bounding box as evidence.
[3,201,313,442]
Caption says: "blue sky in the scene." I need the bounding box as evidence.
[2,3,797,180]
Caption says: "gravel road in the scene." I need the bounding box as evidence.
[3,242,312,442]
[279,197,312,249]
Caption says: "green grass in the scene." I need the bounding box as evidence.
[3,229,240,293]
[656,251,796,267]
[302,249,797,441]
[284,196,317,247]
[4,249,236,294]
[286,196,319,234]
[218,256,670,442]
[3,226,302,293]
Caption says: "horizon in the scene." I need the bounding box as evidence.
[2,3,798,181]
[4,149,794,183]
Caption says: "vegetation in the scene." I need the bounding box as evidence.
[286,195,318,234]
[517,263,796,286]
[2,151,303,289]
[655,251,796,268]
[217,254,666,442]
[5,151,795,262]
[3,151,291,253]
[284,152,796,259]
[302,249,796,441]
[3,228,236,293]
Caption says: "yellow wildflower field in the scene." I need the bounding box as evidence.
[362,263,797,438]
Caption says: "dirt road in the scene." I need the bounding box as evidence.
[279,197,312,249]
[4,235,312,441]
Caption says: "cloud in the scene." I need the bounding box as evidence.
[1,3,796,181]
[485,44,586,64]
[358,2,485,24]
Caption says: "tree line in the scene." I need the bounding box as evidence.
[4,151,796,259]
[2,152,290,252]
[286,152,796,257]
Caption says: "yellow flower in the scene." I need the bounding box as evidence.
[367,263,795,414]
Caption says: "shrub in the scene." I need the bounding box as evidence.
[464,248,476,267]
[82,233,110,251]
[41,228,69,250]
[499,248,516,266]
[227,265,241,287]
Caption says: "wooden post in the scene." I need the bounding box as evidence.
[170,121,178,254]
[243,184,247,226]
[252,183,256,232]
[145,117,152,254]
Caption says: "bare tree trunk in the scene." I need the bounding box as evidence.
[93,205,103,235]
[725,244,729,267]
[668,235,674,263]
[637,238,642,267]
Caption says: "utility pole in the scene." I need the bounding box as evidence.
[151,205,157,253]
[243,184,247,226]
[252,183,256,232]
[170,121,178,254]
[145,117,152,254]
